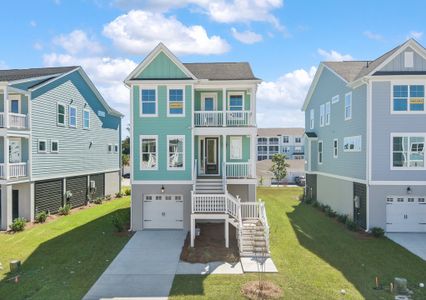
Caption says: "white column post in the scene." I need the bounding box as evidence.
[225,216,229,248]
[251,85,257,126]
[1,184,12,230]
[222,134,226,179]
[222,88,226,127]
[190,215,195,248]
[29,182,35,222]
[250,133,256,178]
[3,87,8,128]
[4,136,9,180]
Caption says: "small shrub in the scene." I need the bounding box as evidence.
[325,207,337,218]
[58,204,71,216]
[320,204,330,213]
[115,192,123,198]
[35,211,48,223]
[370,227,385,238]
[337,214,348,224]
[345,219,358,231]
[312,200,320,208]
[10,218,26,232]
[93,197,103,204]
[112,213,124,232]
[124,188,131,196]
[105,194,112,201]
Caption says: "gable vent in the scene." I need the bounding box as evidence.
[404,51,414,68]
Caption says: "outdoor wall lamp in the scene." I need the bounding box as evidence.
[161,185,165,193]
[407,186,412,194]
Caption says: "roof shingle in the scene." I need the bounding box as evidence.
[183,62,260,81]
[0,66,78,82]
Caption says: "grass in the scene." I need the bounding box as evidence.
[170,187,426,300]
[0,197,131,300]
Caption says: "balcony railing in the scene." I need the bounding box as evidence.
[0,162,28,179]
[225,161,252,178]
[194,111,254,127]
[0,113,29,129]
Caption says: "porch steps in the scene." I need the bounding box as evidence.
[195,178,224,194]
[239,220,270,257]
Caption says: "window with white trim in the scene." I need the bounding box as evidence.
[108,144,112,153]
[295,137,302,143]
[333,139,338,158]
[282,136,289,143]
[332,95,339,104]
[325,101,331,125]
[38,140,47,153]
[228,93,244,111]
[343,136,362,152]
[167,135,185,170]
[309,109,314,129]
[51,140,59,153]
[320,104,325,127]
[141,88,157,116]
[168,88,184,116]
[230,136,243,160]
[140,136,158,170]
[114,144,119,153]
[392,85,424,112]
[345,92,352,120]
[69,106,77,127]
[318,141,323,164]
[83,109,90,129]
[392,135,425,169]
[57,103,66,126]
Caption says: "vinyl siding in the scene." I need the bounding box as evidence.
[380,47,426,72]
[30,71,120,180]
[194,90,250,111]
[136,52,189,79]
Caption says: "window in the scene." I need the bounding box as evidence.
[269,146,279,155]
[404,52,414,68]
[295,137,302,143]
[257,137,267,145]
[332,95,339,104]
[282,136,289,143]
[325,102,331,125]
[51,140,59,153]
[167,135,185,170]
[168,88,184,116]
[57,103,66,126]
[38,140,47,153]
[393,85,424,112]
[69,106,77,127]
[309,109,314,129]
[318,141,323,164]
[257,146,267,154]
[83,109,90,129]
[320,104,325,127]
[343,136,362,152]
[333,139,338,158]
[141,88,157,116]
[140,136,158,170]
[269,137,279,145]
[228,93,243,111]
[108,144,112,153]
[230,136,242,160]
[10,95,20,113]
[392,135,425,169]
[345,93,352,120]
[114,144,119,153]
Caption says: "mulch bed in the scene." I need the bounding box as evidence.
[180,223,240,263]
[241,281,283,300]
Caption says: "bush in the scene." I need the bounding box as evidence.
[345,219,358,231]
[93,197,103,204]
[370,227,385,238]
[320,204,330,213]
[58,204,71,216]
[325,207,337,218]
[312,200,320,208]
[10,218,26,232]
[35,211,48,223]
[124,188,131,196]
[337,214,348,224]
[112,213,124,232]
[105,194,112,201]
[115,192,123,198]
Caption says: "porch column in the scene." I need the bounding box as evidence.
[1,184,12,230]
[225,217,229,248]
[29,182,35,222]
[190,215,195,248]
[4,137,9,180]
[222,134,226,179]
[251,85,257,126]
[222,88,226,126]
[3,87,8,128]
[250,133,256,178]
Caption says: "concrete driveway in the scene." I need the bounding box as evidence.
[84,230,187,300]
[387,233,426,261]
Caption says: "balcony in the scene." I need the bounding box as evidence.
[225,161,253,178]
[0,162,28,179]
[194,111,255,127]
[0,112,29,129]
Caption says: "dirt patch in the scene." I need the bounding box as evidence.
[180,223,240,263]
[241,281,283,300]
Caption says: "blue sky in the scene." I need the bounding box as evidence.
[1,0,425,135]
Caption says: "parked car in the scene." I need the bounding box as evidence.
[122,173,130,179]
[295,176,305,186]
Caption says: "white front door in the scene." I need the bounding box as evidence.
[143,194,184,229]
[9,138,21,163]
[386,196,426,232]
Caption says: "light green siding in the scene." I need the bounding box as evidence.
[133,85,192,180]
[194,90,250,111]
[226,136,251,162]
[136,52,190,79]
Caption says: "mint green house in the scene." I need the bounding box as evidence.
[125,43,270,256]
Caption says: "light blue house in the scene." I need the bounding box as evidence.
[303,39,426,233]
[125,43,270,256]
[0,66,122,230]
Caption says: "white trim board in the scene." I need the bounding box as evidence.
[305,171,367,184]
[132,180,193,185]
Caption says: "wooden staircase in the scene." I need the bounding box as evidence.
[239,219,270,257]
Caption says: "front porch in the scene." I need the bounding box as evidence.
[0,86,30,130]
[0,136,30,180]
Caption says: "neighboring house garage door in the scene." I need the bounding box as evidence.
[90,173,105,200]
[35,179,63,214]
[386,196,426,232]
[66,176,88,208]
[143,195,183,229]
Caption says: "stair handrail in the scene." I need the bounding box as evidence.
[192,159,197,193]
[236,195,243,253]
[258,200,270,253]
[222,160,227,193]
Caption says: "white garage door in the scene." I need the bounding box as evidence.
[386,196,426,232]
[143,194,184,229]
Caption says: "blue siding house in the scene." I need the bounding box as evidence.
[303,39,426,233]
[0,66,122,230]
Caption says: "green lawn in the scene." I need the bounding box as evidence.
[170,187,426,300]
[0,197,131,300]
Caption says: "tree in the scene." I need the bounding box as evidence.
[122,136,130,155]
[270,153,289,186]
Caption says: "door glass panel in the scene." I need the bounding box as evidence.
[9,139,21,163]
[11,100,19,113]
[207,139,216,164]
[204,98,214,111]
[200,139,205,172]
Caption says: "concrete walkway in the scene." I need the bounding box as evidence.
[176,261,243,275]
[240,257,278,273]
[387,233,426,261]
[84,230,187,300]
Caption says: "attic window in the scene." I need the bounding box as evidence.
[404,52,414,68]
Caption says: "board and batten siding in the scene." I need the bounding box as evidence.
[135,52,190,79]
[30,71,121,180]
[305,67,367,180]
[132,84,192,180]
[380,47,426,72]
[371,81,426,181]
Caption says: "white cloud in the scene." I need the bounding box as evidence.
[231,28,262,44]
[317,48,353,61]
[256,67,316,128]
[33,42,43,51]
[103,10,230,56]
[30,20,37,27]
[0,60,8,69]
[363,30,383,41]
[53,30,103,55]
[407,31,423,40]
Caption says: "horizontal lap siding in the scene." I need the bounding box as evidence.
[35,179,63,214]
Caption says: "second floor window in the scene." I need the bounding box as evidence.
[141,89,156,116]
[345,92,352,120]
[320,104,325,127]
[229,94,243,111]
[325,102,331,125]
[392,135,424,168]
[295,137,302,143]
[257,137,267,145]
[310,109,314,129]
[343,136,361,152]
[282,136,289,143]
[83,109,90,129]
[393,85,424,112]
[57,103,65,126]
[269,137,279,144]
[69,106,77,127]
[168,88,184,116]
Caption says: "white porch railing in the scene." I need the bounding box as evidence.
[191,193,227,213]
[0,113,4,127]
[194,111,223,127]
[241,202,260,219]
[259,201,270,252]
[225,111,254,127]
[0,162,28,178]
[194,111,254,127]
[0,112,29,129]
[226,161,252,178]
